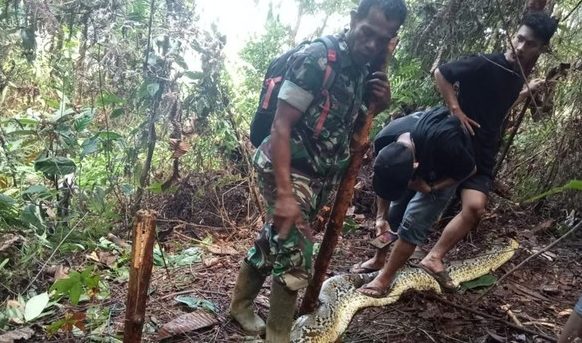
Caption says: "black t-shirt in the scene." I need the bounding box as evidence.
[374,111,422,155]
[374,107,475,182]
[438,53,524,177]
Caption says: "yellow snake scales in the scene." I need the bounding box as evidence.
[289,239,519,343]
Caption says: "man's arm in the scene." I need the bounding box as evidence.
[434,68,480,136]
[270,100,303,239]
[375,195,392,236]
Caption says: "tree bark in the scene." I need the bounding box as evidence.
[123,210,157,343]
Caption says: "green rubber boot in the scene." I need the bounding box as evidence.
[229,261,267,334]
[265,280,298,343]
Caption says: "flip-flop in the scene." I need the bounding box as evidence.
[370,230,398,249]
[415,263,459,293]
[350,261,381,274]
[357,283,391,298]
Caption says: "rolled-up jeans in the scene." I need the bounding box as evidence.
[387,186,456,246]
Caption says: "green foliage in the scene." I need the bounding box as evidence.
[50,267,100,305]
[526,179,582,203]
[460,274,497,291]
[175,295,217,313]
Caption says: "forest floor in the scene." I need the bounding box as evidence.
[35,171,582,342]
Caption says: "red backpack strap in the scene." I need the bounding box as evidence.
[261,76,283,110]
[313,48,337,138]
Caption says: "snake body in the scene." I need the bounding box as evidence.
[290,239,519,343]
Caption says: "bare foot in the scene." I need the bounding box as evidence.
[357,277,393,298]
[419,255,445,273]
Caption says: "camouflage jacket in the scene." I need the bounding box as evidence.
[254,33,368,181]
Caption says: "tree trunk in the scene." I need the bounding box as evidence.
[123,210,157,343]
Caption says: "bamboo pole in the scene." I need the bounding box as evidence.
[123,210,157,343]
[299,40,395,315]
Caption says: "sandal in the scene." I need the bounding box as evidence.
[350,261,381,274]
[357,283,392,298]
[415,263,459,293]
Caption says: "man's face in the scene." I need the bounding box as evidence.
[348,8,401,66]
[506,25,545,67]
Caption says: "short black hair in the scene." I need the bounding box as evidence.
[521,11,558,44]
[356,0,408,25]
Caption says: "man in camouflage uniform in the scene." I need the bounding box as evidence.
[229,0,407,341]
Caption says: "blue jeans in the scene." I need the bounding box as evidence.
[387,186,456,246]
[576,294,582,316]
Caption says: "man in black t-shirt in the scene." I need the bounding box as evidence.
[354,107,476,294]
[413,12,558,290]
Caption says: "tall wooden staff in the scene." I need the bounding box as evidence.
[299,38,397,315]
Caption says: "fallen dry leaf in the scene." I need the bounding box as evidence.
[202,257,220,268]
[157,310,218,340]
[54,265,70,280]
[207,245,237,256]
[169,139,191,159]
[98,251,118,267]
[0,327,35,342]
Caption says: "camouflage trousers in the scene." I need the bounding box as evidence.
[245,169,333,291]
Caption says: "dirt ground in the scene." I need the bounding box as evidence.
[41,172,582,342]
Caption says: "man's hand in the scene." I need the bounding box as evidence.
[375,218,391,236]
[366,71,391,115]
[451,107,480,136]
[273,193,302,240]
[408,178,432,193]
[527,78,547,92]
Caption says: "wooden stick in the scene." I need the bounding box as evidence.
[123,210,157,343]
[500,304,523,327]
[299,39,397,315]
[427,294,557,342]
[476,220,581,302]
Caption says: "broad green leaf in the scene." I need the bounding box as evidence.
[52,108,76,123]
[34,157,76,176]
[24,292,49,322]
[460,274,496,290]
[147,83,160,97]
[22,185,49,195]
[0,193,17,207]
[175,295,217,313]
[74,112,94,131]
[81,137,100,157]
[51,275,76,294]
[69,282,82,305]
[20,204,45,230]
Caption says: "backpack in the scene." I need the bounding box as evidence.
[249,35,342,148]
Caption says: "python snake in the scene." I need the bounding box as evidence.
[290,239,519,343]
